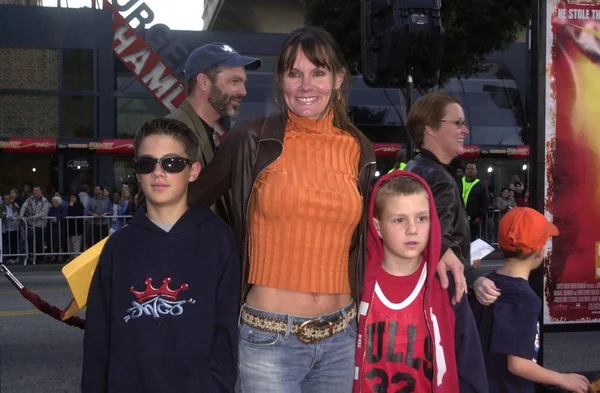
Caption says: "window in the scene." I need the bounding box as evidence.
[63,49,94,91]
[351,106,403,126]
[63,96,95,138]
[459,80,524,146]
[0,47,59,90]
[349,78,408,127]
[116,98,168,138]
[0,94,59,137]
[468,62,515,80]
[115,61,148,93]
[357,124,406,144]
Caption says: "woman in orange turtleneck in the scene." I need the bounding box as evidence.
[189,26,463,393]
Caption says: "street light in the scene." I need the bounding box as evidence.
[523,164,528,170]
[487,167,493,173]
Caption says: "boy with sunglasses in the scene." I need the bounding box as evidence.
[82,118,241,393]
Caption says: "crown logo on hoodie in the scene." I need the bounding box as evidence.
[129,277,189,303]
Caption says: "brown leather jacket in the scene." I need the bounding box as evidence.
[188,113,376,303]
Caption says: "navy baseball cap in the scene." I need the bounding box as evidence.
[184,42,262,83]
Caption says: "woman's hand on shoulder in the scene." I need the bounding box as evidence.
[437,248,466,305]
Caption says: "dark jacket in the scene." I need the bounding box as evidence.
[48,204,68,239]
[354,171,488,393]
[166,99,229,221]
[188,112,377,303]
[166,99,216,168]
[82,205,240,393]
[68,201,85,235]
[458,178,489,222]
[405,149,483,286]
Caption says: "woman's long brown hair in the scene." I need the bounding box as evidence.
[274,26,361,135]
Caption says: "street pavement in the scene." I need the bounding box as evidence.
[0,268,84,393]
[0,263,598,393]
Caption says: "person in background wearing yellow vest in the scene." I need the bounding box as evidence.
[459,162,490,241]
[387,148,407,173]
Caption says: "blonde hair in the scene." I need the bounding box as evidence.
[374,176,428,218]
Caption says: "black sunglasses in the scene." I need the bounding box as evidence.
[133,156,194,174]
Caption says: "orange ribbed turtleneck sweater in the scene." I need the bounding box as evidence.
[248,110,362,294]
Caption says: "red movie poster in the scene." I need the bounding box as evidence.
[544,0,600,323]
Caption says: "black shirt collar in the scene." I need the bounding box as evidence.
[417,148,453,173]
[199,118,217,152]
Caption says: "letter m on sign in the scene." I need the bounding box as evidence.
[103,0,185,112]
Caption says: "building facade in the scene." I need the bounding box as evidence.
[0,3,530,198]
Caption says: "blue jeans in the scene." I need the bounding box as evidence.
[236,302,357,393]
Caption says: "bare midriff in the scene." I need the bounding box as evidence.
[246,286,352,317]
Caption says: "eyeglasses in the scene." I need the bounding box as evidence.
[133,156,194,174]
[440,119,468,128]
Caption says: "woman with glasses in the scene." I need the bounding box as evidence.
[404,91,500,307]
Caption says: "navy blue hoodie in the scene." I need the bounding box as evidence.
[82,204,240,393]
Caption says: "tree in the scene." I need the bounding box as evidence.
[300,0,530,83]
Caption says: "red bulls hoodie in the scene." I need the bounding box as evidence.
[353,171,489,393]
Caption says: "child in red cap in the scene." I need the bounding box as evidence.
[471,207,590,393]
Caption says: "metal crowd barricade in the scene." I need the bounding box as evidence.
[0,217,29,264]
[483,209,502,247]
[16,215,132,265]
[469,210,502,247]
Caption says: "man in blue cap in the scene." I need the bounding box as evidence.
[168,43,261,161]
[167,42,261,219]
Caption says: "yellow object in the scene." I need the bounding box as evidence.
[591,374,600,393]
[61,236,109,320]
[387,162,406,174]
[461,177,480,206]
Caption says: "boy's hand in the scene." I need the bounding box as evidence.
[438,249,465,305]
[558,373,590,393]
[474,277,501,305]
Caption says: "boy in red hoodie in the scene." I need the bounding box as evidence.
[353,171,488,393]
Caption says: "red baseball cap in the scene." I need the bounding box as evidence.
[498,207,559,253]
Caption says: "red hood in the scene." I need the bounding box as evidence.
[353,170,459,393]
[365,170,442,281]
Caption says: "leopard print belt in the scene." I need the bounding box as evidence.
[240,304,357,344]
